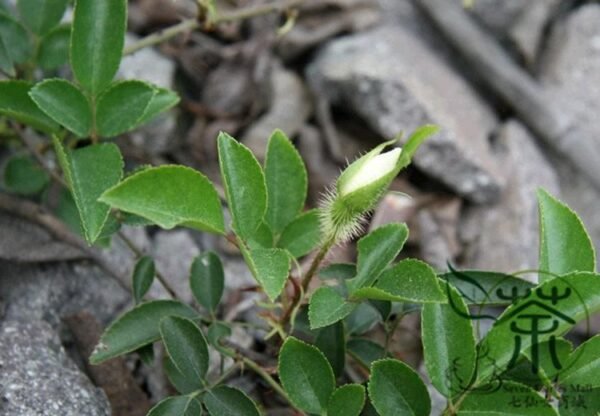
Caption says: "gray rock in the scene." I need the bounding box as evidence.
[150,230,201,302]
[0,319,110,416]
[120,34,178,155]
[307,26,502,203]
[242,63,312,160]
[459,120,559,273]
[0,211,85,263]
[102,225,151,282]
[468,0,561,63]
[0,260,130,328]
[417,197,463,270]
[539,4,600,255]
[540,5,600,134]
[276,0,379,61]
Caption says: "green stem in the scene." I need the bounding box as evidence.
[123,0,305,55]
[239,355,298,411]
[280,238,334,327]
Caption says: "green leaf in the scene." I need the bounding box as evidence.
[560,334,600,388]
[136,344,154,366]
[456,381,557,415]
[217,132,267,240]
[276,210,321,258]
[17,0,67,35]
[132,256,155,304]
[164,355,201,394]
[55,188,84,235]
[398,124,439,169]
[90,300,197,364]
[0,12,31,70]
[308,286,356,329]
[241,247,290,301]
[352,259,446,303]
[440,267,535,305]
[368,359,431,416]
[518,338,573,385]
[148,395,202,416]
[96,80,155,138]
[278,336,335,415]
[319,263,356,281]
[247,221,274,249]
[315,322,346,378]
[264,129,307,234]
[37,24,70,70]
[538,189,595,281]
[476,272,600,384]
[327,384,365,416]
[347,338,384,368]
[3,155,49,195]
[0,81,58,133]
[190,252,224,314]
[206,322,233,354]
[30,79,92,137]
[422,282,476,398]
[53,137,123,243]
[99,165,225,234]
[70,0,126,95]
[0,33,12,76]
[160,316,209,387]
[559,386,600,416]
[135,87,180,126]
[203,386,260,416]
[347,223,409,292]
[345,302,380,335]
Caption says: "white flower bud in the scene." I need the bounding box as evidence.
[339,147,402,196]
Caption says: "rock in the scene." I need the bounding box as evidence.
[103,226,151,283]
[242,63,312,160]
[417,197,463,270]
[297,124,341,205]
[369,192,418,231]
[541,5,600,133]
[306,26,502,203]
[0,211,85,263]
[467,0,562,64]
[0,261,129,328]
[119,34,178,155]
[539,4,600,255]
[459,120,559,273]
[507,0,562,66]
[0,319,110,416]
[150,230,201,303]
[276,0,379,61]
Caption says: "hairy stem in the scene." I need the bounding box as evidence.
[280,239,334,327]
[123,0,305,55]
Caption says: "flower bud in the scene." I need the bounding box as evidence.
[319,125,438,244]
